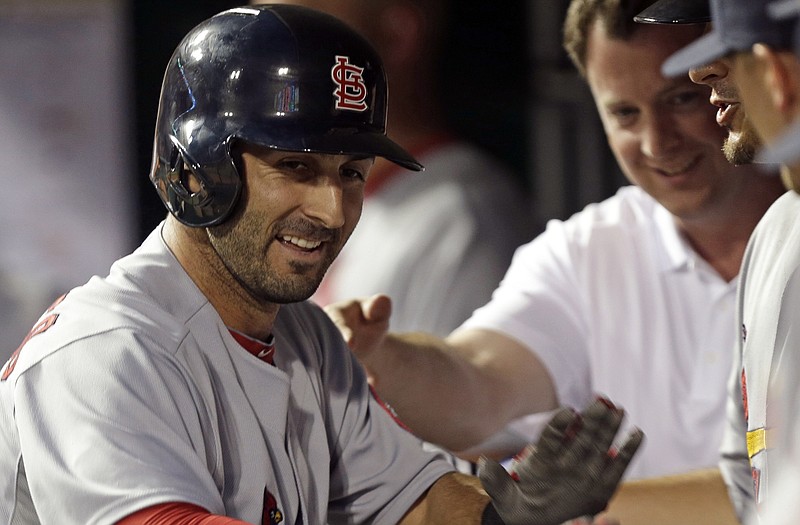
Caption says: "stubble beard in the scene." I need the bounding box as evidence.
[722,123,760,166]
[207,216,338,305]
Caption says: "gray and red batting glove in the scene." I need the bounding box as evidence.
[478,397,644,525]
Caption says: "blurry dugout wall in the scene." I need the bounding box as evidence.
[0,0,135,360]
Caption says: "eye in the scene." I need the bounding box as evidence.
[275,158,310,172]
[608,105,639,126]
[341,167,366,182]
[341,158,373,182]
[670,90,703,107]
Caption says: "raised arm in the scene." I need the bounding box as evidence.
[325,294,559,451]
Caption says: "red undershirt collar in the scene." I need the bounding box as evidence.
[228,329,276,365]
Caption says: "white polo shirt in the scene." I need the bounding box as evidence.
[461,185,737,480]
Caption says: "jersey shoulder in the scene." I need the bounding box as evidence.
[1,232,204,382]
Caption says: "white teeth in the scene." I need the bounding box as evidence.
[281,235,321,249]
[660,158,697,176]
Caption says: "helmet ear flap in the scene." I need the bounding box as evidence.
[166,147,211,208]
[155,138,242,227]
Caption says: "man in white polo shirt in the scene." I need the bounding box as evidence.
[325,0,786,485]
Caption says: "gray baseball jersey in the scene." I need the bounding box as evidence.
[0,224,454,525]
[721,190,800,520]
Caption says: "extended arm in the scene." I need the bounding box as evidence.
[326,294,559,451]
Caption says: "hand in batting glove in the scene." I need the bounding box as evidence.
[478,397,644,525]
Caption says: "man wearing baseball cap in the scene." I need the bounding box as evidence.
[724,2,800,525]
[663,0,793,169]
[636,0,771,169]
[755,1,800,173]
[661,0,800,522]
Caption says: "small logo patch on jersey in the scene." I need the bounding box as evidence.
[752,467,762,505]
[1,294,65,381]
[331,55,368,111]
[262,488,283,525]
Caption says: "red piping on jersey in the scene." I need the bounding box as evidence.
[369,384,413,433]
[116,502,248,524]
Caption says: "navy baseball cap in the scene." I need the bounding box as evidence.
[769,0,800,20]
[634,0,710,25]
[661,0,796,77]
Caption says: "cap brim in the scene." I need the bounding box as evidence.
[634,0,711,24]
[661,30,730,77]
[307,130,424,172]
[756,121,800,166]
[241,125,424,172]
[768,0,800,20]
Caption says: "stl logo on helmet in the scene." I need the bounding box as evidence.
[331,55,368,111]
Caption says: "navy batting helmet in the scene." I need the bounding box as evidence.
[150,4,422,227]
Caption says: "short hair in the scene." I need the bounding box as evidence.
[563,0,658,77]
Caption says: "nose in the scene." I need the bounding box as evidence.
[688,59,728,87]
[641,113,682,159]
[304,173,346,229]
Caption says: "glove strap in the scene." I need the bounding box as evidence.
[481,503,506,525]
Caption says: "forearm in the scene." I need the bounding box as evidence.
[399,472,490,525]
[365,332,502,450]
[603,468,740,525]
[365,328,558,451]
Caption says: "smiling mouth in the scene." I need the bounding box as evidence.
[279,235,323,251]
[657,156,699,177]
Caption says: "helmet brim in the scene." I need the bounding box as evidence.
[238,124,423,172]
[304,130,424,172]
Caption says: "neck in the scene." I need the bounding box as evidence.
[677,177,785,282]
[161,217,279,340]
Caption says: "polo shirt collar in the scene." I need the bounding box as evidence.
[653,203,693,273]
[653,203,733,287]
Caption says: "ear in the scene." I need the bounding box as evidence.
[752,43,796,113]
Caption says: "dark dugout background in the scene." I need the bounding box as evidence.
[131,1,529,239]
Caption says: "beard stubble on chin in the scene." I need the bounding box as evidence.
[207,215,341,305]
[722,126,760,166]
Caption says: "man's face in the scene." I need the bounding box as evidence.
[688,55,763,165]
[207,144,373,304]
[731,49,793,148]
[585,22,750,221]
[732,48,800,191]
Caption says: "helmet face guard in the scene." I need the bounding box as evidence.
[150,5,421,227]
